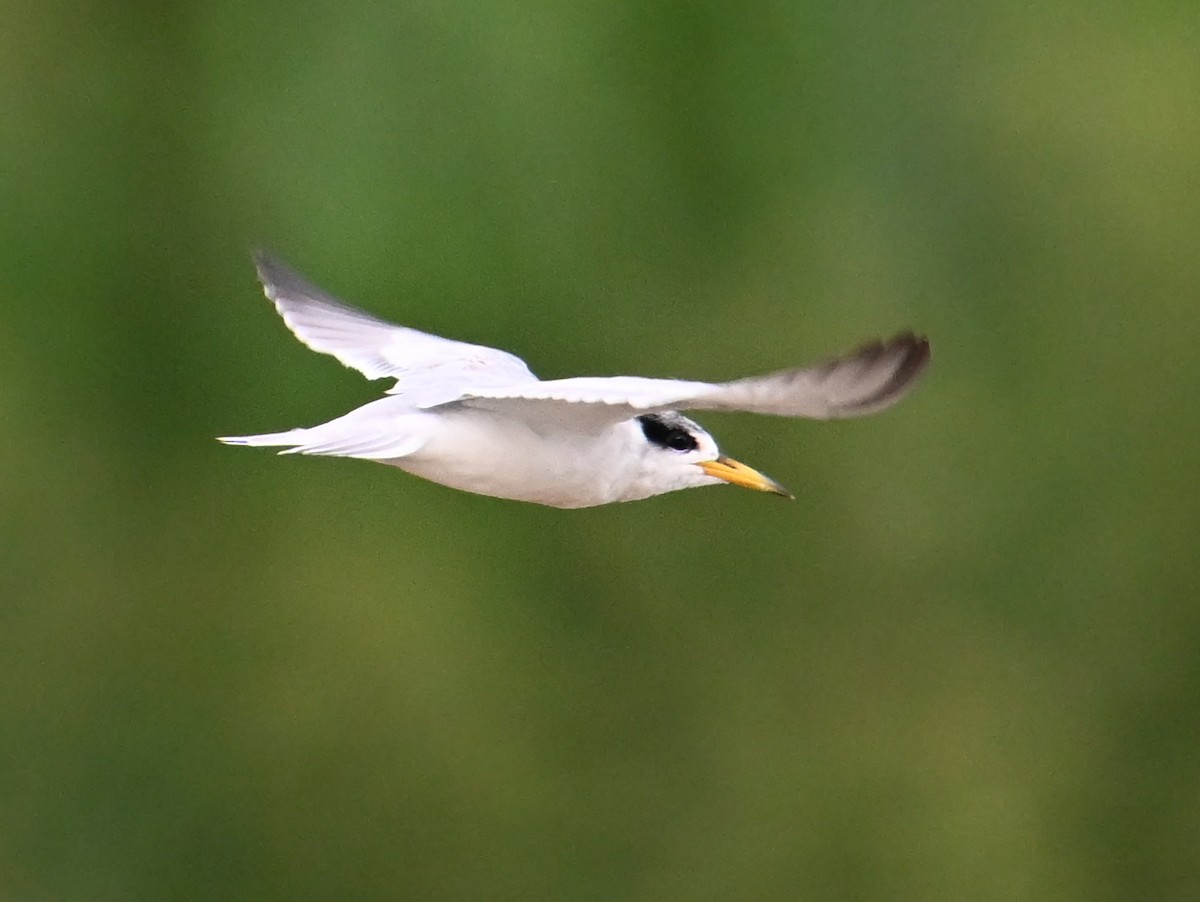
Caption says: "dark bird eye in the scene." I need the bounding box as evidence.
[637,414,699,452]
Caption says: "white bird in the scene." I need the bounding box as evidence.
[219,254,930,508]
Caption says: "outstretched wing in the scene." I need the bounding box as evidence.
[252,252,536,402]
[445,333,930,429]
[249,254,928,430]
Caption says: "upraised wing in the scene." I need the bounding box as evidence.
[252,252,536,402]
[447,333,930,428]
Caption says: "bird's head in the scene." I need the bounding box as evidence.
[627,412,793,501]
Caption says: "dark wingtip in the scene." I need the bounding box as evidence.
[890,332,931,386]
[247,251,334,307]
[845,331,931,414]
[249,248,290,294]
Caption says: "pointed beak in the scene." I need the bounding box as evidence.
[697,456,794,499]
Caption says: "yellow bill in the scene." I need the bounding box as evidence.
[697,456,793,499]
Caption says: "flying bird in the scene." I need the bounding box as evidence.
[219,254,930,508]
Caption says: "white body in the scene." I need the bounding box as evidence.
[396,412,679,508]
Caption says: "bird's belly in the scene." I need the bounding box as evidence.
[389,414,624,508]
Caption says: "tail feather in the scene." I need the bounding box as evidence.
[217,430,306,450]
[219,398,429,461]
[217,414,427,461]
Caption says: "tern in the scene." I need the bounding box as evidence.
[219,254,930,508]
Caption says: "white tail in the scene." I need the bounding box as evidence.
[218,399,428,461]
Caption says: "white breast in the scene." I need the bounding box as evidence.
[390,410,640,508]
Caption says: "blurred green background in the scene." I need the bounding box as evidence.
[4,1,1199,899]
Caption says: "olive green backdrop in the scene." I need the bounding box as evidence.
[4,1,1198,899]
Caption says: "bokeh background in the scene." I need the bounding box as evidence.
[4,2,1199,899]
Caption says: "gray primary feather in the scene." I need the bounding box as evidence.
[451,333,929,427]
